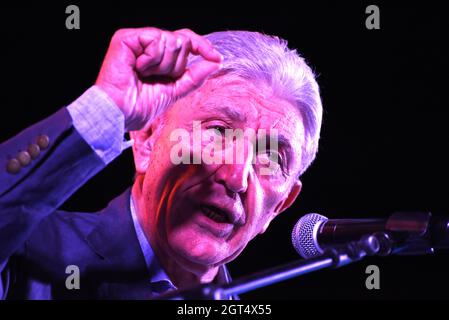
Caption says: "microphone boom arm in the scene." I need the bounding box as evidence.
[156,232,390,300]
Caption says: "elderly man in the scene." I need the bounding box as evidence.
[0,27,322,299]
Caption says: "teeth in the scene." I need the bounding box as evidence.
[202,206,228,223]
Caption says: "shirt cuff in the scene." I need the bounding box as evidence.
[67,86,133,164]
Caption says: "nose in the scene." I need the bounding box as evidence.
[214,138,254,195]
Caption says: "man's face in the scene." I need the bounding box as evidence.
[134,76,304,273]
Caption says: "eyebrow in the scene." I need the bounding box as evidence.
[205,104,247,122]
[203,103,296,164]
[258,133,294,163]
[205,105,294,152]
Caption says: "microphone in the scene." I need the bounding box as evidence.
[292,212,449,258]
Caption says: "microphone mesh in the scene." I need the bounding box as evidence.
[291,213,328,258]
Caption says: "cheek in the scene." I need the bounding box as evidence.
[141,155,189,240]
[246,181,289,234]
[262,178,291,207]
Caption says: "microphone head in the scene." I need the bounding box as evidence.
[292,213,328,258]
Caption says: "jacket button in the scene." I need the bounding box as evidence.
[28,144,41,159]
[6,158,21,174]
[18,151,31,166]
[37,135,50,149]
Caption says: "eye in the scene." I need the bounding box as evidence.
[255,148,289,178]
[206,124,227,136]
[257,149,283,167]
[267,149,284,166]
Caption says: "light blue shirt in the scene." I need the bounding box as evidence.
[67,86,133,165]
[129,195,177,292]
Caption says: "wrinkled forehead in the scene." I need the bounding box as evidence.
[189,76,304,132]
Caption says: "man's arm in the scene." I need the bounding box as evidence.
[0,84,134,299]
[0,100,118,264]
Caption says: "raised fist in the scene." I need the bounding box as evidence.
[96,27,223,131]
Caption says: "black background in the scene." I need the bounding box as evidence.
[0,1,447,299]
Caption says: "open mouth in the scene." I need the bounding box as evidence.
[200,205,231,224]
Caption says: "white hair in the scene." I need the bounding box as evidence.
[188,31,323,176]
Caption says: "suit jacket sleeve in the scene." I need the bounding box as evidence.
[0,87,130,297]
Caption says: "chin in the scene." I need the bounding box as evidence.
[169,233,229,267]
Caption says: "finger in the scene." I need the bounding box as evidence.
[135,34,166,77]
[171,35,192,78]
[118,27,160,57]
[175,29,222,63]
[174,60,221,98]
[146,32,183,76]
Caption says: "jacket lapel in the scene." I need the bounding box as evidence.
[84,188,152,299]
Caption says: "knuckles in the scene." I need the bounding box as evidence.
[175,33,192,48]
[111,27,161,44]
[109,27,201,54]
[111,28,132,41]
[176,28,195,34]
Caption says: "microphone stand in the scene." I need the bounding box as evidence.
[156,232,395,300]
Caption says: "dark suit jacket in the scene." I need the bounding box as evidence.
[0,108,233,299]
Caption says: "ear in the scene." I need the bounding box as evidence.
[260,179,302,234]
[129,127,154,175]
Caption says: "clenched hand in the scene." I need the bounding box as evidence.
[96,27,223,131]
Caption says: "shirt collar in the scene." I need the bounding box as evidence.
[130,195,176,289]
[129,194,235,290]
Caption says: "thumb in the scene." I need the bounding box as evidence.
[174,60,222,98]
